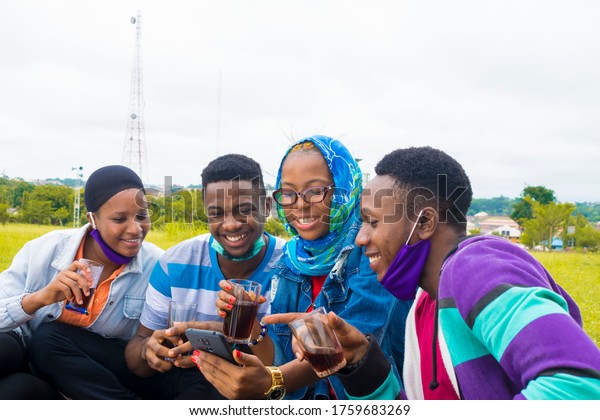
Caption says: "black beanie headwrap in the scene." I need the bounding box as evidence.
[84,165,145,212]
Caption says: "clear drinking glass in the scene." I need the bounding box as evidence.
[65,258,104,315]
[222,279,262,344]
[288,307,346,377]
[165,301,197,361]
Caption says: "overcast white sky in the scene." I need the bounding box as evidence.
[1,0,599,202]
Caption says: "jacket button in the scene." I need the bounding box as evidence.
[109,301,114,305]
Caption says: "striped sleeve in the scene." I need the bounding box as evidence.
[475,285,600,399]
[139,259,172,331]
[441,237,600,400]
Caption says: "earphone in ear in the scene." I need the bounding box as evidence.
[87,212,97,229]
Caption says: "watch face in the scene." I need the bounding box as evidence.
[267,387,285,400]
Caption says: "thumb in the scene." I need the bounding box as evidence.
[327,311,352,336]
[233,349,264,368]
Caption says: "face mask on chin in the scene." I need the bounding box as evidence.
[87,213,133,265]
[380,209,431,301]
[211,235,266,261]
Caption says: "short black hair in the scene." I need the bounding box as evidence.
[375,146,472,231]
[201,154,265,193]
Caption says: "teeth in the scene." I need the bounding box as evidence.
[226,233,247,242]
[369,255,381,264]
[124,238,140,243]
[297,218,315,225]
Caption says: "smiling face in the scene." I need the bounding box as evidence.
[356,175,415,281]
[204,179,268,258]
[92,188,150,257]
[279,151,334,241]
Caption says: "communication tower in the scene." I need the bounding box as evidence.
[122,10,148,182]
[72,166,83,227]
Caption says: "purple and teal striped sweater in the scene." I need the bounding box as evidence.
[339,236,600,399]
[438,235,599,399]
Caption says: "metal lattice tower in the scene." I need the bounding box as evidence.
[72,166,83,227]
[122,10,148,183]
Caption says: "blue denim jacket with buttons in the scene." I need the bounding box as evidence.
[268,221,410,399]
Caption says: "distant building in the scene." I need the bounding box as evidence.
[467,212,521,241]
[31,179,65,186]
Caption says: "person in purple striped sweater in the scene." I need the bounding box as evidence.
[270,146,600,399]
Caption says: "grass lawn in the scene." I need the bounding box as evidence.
[1,223,599,346]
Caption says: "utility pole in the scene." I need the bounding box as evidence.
[122,10,148,184]
[72,166,84,227]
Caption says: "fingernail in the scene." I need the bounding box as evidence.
[226,303,233,310]
[234,349,241,359]
[225,284,231,291]
[220,311,226,318]
[229,296,236,304]
[190,356,197,364]
[193,350,200,357]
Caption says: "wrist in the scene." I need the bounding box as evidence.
[22,291,46,315]
[263,366,286,400]
[349,334,370,365]
[338,334,372,376]
[247,321,267,348]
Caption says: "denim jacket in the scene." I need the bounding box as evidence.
[268,221,410,399]
[0,225,163,343]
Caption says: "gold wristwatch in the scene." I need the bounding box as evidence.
[264,366,286,400]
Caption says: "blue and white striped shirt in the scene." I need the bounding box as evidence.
[140,233,285,331]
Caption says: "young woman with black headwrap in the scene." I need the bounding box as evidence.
[0,165,163,399]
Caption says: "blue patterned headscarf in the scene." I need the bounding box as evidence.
[275,135,363,276]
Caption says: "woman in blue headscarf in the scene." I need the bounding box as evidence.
[195,135,410,400]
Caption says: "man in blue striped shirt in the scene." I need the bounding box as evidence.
[125,154,286,399]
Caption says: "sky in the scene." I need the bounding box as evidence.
[1,0,599,202]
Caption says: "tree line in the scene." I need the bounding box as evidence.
[2,177,599,250]
[506,186,600,251]
[0,177,289,238]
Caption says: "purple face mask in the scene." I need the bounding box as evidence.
[380,210,430,301]
[88,214,133,265]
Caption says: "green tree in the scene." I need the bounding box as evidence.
[574,202,600,223]
[29,184,73,210]
[265,217,290,239]
[52,207,71,226]
[9,181,35,208]
[511,186,556,226]
[0,203,9,225]
[522,199,575,251]
[575,224,600,251]
[21,199,54,224]
[520,217,546,248]
[468,196,516,216]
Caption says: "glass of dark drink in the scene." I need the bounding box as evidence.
[288,307,346,377]
[223,279,262,344]
[165,301,198,361]
[65,258,104,315]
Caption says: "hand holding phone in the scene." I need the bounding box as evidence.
[186,328,239,365]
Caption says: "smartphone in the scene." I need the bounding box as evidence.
[186,328,239,365]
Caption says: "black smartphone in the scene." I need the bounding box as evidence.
[186,328,238,365]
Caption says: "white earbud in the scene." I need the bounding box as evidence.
[87,212,97,229]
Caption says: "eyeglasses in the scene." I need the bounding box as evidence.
[272,185,334,206]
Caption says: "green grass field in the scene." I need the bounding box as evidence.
[1,223,599,347]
